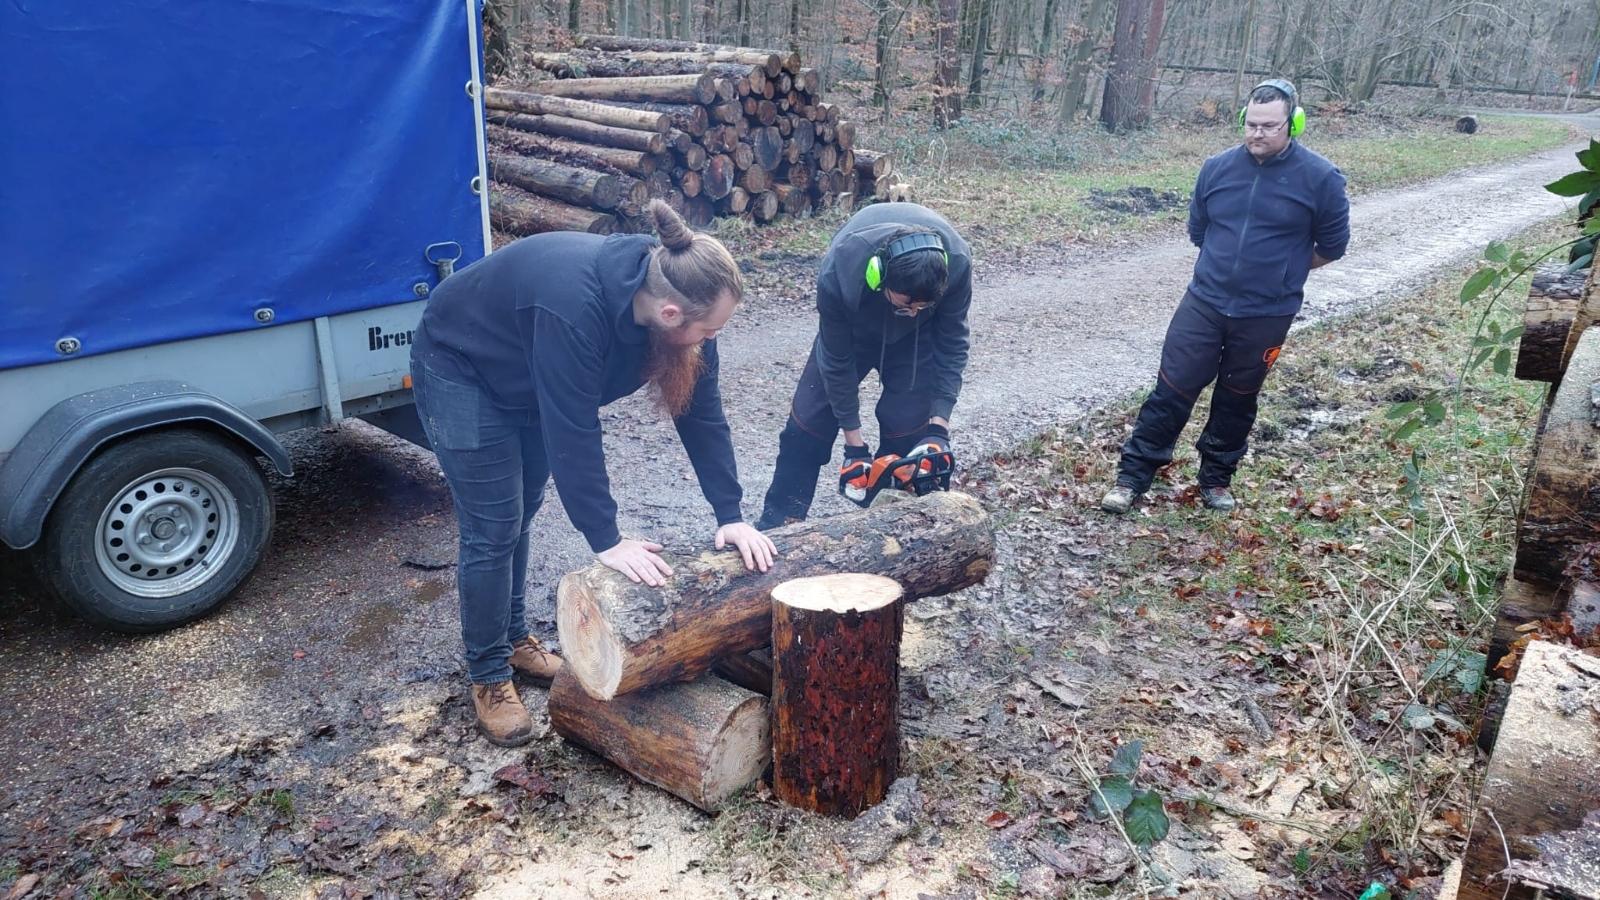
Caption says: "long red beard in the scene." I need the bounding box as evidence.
[643,330,706,417]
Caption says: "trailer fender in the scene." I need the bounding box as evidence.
[0,381,292,550]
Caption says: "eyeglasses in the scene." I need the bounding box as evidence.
[1244,121,1287,136]
[893,300,935,317]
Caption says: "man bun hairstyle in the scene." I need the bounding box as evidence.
[646,199,743,319]
[883,227,949,302]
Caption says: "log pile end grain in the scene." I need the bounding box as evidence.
[485,38,898,237]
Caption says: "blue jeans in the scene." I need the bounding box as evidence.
[410,349,548,685]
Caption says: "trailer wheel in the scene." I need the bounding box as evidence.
[35,428,274,633]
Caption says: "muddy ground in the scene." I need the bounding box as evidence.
[0,137,1590,898]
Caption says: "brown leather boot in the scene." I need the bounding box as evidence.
[471,681,535,747]
[509,636,562,686]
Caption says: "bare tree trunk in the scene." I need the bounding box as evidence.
[874,0,895,110]
[1232,0,1259,111]
[1135,0,1166,113]
[1100,0,1161,129]
[1059,0,1112,122]
[968,0,992,101]
[569,0,582,33]
[484,0,512,80]
[1033,0,1063,100]
[789,0,801,51]
[935,0,964,127]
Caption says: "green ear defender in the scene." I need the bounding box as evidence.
[1239,77,1306,138]
[865,231,948,291]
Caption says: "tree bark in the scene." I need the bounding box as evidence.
[574,33,793,74]
[556,491,994,701]
[712,648,772,695]
[702,154,737,199]
[526,52,766,83]
[1514,328,1600,587]
[968,0,992,102]
[486,111,668,154]
[489,154,624,209]
[1489,575,1565,670]
[751,189,781,222]
[935,0,964,127]
[1459,641,1600,899]
[771,574,903,817]
[592,100,708,136]
[1517,266,1595,383]
[1101,0,1162,129]
[1059,0,1113,122]
[854,149,894,179]
[487,127,659,177]
[531,73,718,105]
[485,88,672,133]
[548,668,769,813]
[491,190,617,236]
[752,126,784,170]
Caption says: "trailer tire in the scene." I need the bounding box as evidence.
[34,428,274,633]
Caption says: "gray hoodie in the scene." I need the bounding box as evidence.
[812,203,973,431]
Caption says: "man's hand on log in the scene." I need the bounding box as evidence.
[715,522,777,573]
[597,538,675,586]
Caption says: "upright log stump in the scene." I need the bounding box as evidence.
[1514,328,1600,587]
[771,574,904,818]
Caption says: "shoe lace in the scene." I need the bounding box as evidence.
[480,682,515,707]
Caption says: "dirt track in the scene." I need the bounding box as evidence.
[0,137,1589,896]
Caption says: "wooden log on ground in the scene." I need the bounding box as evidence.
[644,169,674,199]
[739,164,772,194]
[684,196,715,228]
[855,149,893,180]
[664,129,696,155]
[674,143,707,174]
[1517,265,1596,383]
[525,51,764,84]
[836,149,856,178]
[718,186,751,216]
[731,142,755,171]
[1489,575,1566,670]
[836,120,857,151]
[597,100,708,137]
[798,68,821,94]
[573,35,786,77]
[489,127,658,177]
[556,491,993,701]
[793,120,817,154]
[816,143,838,173]
[490,154,623,210]
[1456,114,1480,134]
[1514,328,1600,586]
[483,88,670,133]
[675,168,703,198]
[757,100,779,126]
[773,183,810,216]
[772,574,904,817]
[711,100,744,126]
[713,77,736,102]
[1458,640,1600,899]
[702,154,736,201]
[486,111,666,154]
[531,73,717,105]
[491,190,615,236]
[548,668,768,813]
[784,161,816,191]
[712,648,772,696]
[752,127,783,171]
[751,190,781,223]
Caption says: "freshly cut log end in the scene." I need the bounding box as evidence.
[549,668,769,813]
[772,574,904,818]
[555,491,994,701]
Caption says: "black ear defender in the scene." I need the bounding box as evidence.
[865,231,948,291]
[1238,78,1306,138]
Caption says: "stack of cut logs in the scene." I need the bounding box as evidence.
[484,34,899,237]
[1454,263,1600,900]
[547,491,994,814]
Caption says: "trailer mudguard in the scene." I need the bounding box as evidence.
[0,382,293,550]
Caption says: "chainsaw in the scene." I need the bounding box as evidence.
[839,446,956,508]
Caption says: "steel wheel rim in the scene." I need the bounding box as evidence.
[94,467,241,598]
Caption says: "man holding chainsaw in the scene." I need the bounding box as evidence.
[755,202,972,528]
[1102,78,1349,515]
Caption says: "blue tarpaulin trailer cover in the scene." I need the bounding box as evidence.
[0,1,489,371]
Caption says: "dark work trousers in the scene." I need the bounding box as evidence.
[1116,292,1295,492]
[757,336,934,528]
[410,347,548,686]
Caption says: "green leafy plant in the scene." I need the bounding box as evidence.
[1087,740,1170,846]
